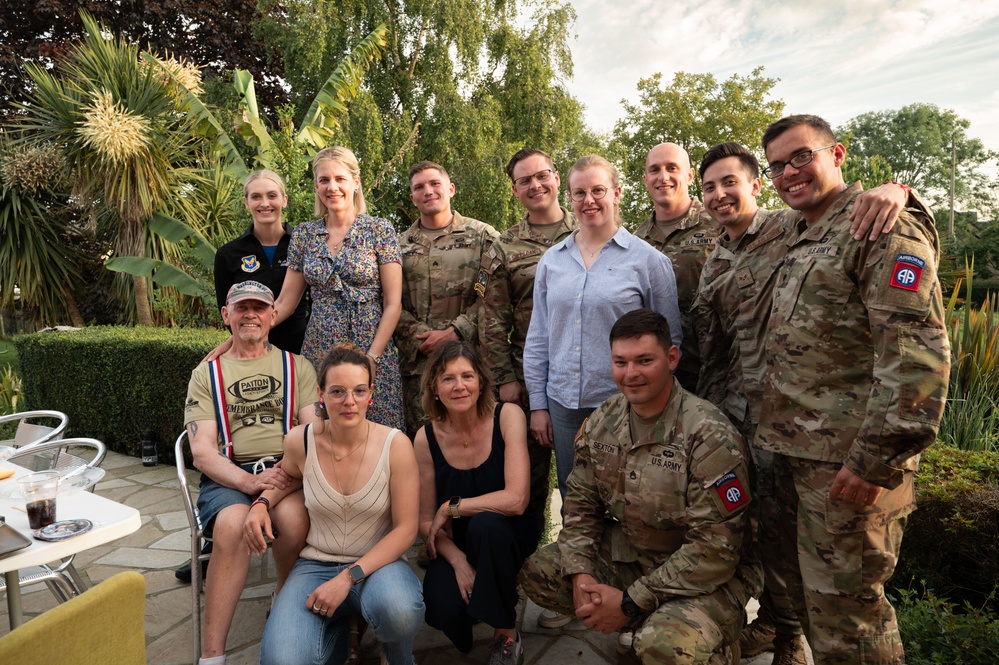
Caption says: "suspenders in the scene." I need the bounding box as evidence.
[208,351,296,460]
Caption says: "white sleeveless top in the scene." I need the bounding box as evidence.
[300,425,396,562]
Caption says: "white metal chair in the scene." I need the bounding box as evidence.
[0,437,107,602]
[0,410,69,449]
[174,429,212,664]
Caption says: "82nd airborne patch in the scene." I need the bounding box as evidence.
[714,471,749,512]
[889,253,925,292]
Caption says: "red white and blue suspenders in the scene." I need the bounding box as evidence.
[207,351,296,461]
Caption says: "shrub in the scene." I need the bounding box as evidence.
[895,587,999,664]
[892,445,999,608]
[13,326,228,459]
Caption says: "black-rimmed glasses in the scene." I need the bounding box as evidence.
[763,144,835,179]
[513,169,554,189]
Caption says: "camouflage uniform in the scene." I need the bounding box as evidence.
[634,201,720,391]
[477,208,575,525]
[755,183,950,665]
[692,208,802,638]
[520,383,762,665]
[397,212,498,435]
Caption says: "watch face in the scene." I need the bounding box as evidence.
[349,565,365,584]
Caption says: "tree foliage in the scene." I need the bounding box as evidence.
[838,104,998,218]
[610,67,785,224]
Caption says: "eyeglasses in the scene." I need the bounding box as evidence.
[325,386,372,401]
[763,144,835,179]
[513,169,554,189]
[569,185,609,202]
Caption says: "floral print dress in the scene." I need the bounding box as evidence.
[287,214,405,429]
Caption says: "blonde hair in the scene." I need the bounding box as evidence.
[567,154,622,225]
[243,169,287,199]
[312,146,367,217]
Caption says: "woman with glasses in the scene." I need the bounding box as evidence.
[247,343,424,665]
[523,154,683,502]
[414,341,538,665]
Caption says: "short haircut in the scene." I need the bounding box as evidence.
[408,160,449,184]
[506,148,555,180]
[609,308,673,354]
[761,114,836,153]
[699,142,760,180]
[420,340,496,422]
[312,146,367,216]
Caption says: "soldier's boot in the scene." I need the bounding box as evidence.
[705,642,740,665]
[738,613,777,658]
[772,633,808,665]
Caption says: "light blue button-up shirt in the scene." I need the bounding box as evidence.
[524,226,682,411]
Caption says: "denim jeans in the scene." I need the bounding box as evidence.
[260,558,424,665]
[547,399,595,502]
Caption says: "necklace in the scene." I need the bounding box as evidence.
[329,422,370,513]
[333,421,370,461]
[576,236,605,258]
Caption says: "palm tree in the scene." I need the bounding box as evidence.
[14,11,202,326]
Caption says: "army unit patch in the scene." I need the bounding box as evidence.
[713,471,748,512]
[474,269,489,297]
[241,255,260,273]
[889,253,925,292]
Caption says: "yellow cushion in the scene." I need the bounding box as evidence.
[0,571,146,665]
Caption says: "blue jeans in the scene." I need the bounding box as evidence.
[548,399,595,502]
[260,558,424,665]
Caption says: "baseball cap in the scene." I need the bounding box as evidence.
[226,281,275,306]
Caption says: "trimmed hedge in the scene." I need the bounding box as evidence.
[892,444,999,608]
[13,326,228,460]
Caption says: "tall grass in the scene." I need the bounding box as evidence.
[939,259,999,452]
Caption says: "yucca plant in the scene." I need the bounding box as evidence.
[940,258,999,452]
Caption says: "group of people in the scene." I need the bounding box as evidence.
[183,112,950,665]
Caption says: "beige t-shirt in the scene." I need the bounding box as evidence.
[184,347,318,462]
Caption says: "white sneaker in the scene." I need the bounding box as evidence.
[537,608,572,628]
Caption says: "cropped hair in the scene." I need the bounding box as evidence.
[408,160,449,184]
[312,146,367,217]
[506,148,555,180]
[243,169,287,200]
[761,114,836,153]
[609,308,674,354]
[420,341,495,422]
[699,142,760,180]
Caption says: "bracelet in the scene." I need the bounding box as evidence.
[883,181,911,195]
[250,496,270,511]
[366,352,381,365]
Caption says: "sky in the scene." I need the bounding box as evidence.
[563,0,999,172]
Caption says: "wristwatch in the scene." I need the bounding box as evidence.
[448,495,461,518]
[348,564,366,585]
[621,590,642,618]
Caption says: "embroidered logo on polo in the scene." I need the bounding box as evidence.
[714,471,749,512]
[241,256,260,272]
[890,253,925,292]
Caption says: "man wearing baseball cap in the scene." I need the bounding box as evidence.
[183,281,319,664]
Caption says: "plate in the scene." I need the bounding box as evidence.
[33,518,93,542]
[0,466,105,499]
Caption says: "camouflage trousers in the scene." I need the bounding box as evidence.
[774,455,909,665]
[519,541,747,665]
[402,375,428,439]
[747,443,802,636]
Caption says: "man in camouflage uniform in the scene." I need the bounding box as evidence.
[397,161,499,436]
[634,142,720,391]
[754,115,949,665]
[477,148,575,529]
[520,308,761,665]
[692,142,916,664]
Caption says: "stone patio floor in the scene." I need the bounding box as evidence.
[0,451,796,665]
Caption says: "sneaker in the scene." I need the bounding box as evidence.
[738,613,777,657]
[174,555,210,584]
[486,633,523,665]
[616,630,634,655]
[537,608,572,629]
[772,633,808,665]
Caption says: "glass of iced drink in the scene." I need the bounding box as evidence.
[19,470,60,529]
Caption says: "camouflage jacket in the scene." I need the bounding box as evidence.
[559,383,761,612]
[477,209,575,386]
[396,212,499,376]
[634,200,720,390]
[755,183,950,489]
[693,209,794,435]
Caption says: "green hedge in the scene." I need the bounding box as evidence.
[891,444,999,608]
[13,326,228,460]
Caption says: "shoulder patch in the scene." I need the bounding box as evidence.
[889,253,926,292]
[714,471,749,512]
[241,255,260,272]
[474,269,489,298]
[575,417,589,444]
